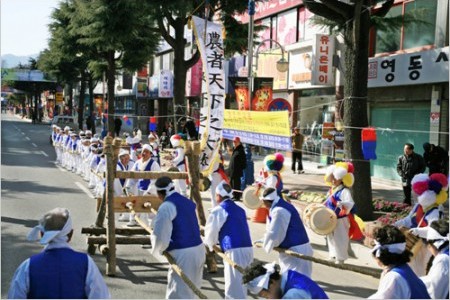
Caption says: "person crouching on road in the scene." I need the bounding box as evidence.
[8,208,110,299]
[243,261,328,299]
[150,177,205,299]
[204,181,253,299]
[368,225,430,299]
[260,188,313,277]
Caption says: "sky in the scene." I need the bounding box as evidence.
[1,0,60,56]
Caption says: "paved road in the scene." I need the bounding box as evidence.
[1,113,379,299]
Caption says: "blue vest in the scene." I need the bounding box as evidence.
[411,205,438,228]
[218,199,252,251]
[165,193,202,251]
[269,199,309,248]
[136,159,154,191]
[29,248,88,299]
[444,248,449,256]
[391,264,431,299]
[283,270,328,299]
[325,188,356,218]
[52,132,57,142]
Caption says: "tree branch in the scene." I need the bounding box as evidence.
[157,16,175,48]
[184,50,200,70]
[303,0,349,25]
[371,0,394,18]
[322,0,353,20]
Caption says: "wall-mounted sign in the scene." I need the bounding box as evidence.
[311,34,335,86]
[158,70,173,98]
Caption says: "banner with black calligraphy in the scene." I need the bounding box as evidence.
[192,16,226,176]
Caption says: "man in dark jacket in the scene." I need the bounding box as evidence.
[423,142,449,175]
[397,143,426,205]
[228,136,247,201]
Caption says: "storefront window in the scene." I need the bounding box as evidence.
[375,0,437,54]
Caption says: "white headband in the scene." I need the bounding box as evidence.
[216,180,232,198]
[372,241,406,257]
[27,210,73,245]
[247,262,277,295]
[156,181,176,196]
[410,226,449,249]
[260,189,278,202]
[142,144,153,153]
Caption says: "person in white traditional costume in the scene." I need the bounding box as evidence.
[323,162,358,265]
[114,149,135,223]
[148,132,160,165]
[394,172,447,276]
[150,177,205,299]
[208,150,228,208]
[204,181,253,299]
[125,144,161,226]
[170,134,187,196]
[7,208,110,299]
[368,225,430,299]
[259,188,313,277]
[410,219,449,299]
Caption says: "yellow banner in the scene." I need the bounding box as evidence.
[223,109,290,137]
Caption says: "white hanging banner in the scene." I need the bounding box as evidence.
[311,34,335,86]
[192,16,226,176]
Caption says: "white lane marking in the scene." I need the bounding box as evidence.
[21,132,25,135]
[41,151,48,157]
[75,181,94,198]
[25,137,30,140]
[31,143,37,147]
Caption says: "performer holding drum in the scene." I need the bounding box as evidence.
[323,162,358,265]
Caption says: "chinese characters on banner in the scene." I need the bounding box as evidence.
[311,34,335,86]
[222,110,292,151]
[368,47,449,87]
[192,16,226,176]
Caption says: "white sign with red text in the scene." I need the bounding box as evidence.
[311,34,335,86]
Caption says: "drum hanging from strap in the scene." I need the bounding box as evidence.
[303,203,337,236]
[242,186,263,209]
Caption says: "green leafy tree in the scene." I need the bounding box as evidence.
[71,0,161,133]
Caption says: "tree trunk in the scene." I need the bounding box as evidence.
[343,0,373,220]
[88,74,94,117]
[173,18,188,132]
[78,72,86,130]
[107,50,116,136]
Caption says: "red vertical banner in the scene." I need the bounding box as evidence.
[251,77,273,111]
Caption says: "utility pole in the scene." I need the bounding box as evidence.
[247,0,255,109]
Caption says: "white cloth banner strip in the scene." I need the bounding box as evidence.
[192,16,226,176]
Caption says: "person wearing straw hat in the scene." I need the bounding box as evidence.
[259,187,313,277]
[151,177,205,299]
[204,181,253,299]
[323,161,360,265]
[394,172,447,276]
[7,208,110,299]
[242,261,328,299]
[368,225,430,299]
[409,219,449,299]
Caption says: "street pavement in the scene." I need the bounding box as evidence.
[1,112,386,298]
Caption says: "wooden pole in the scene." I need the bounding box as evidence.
[104,136,122,276]
[185,141,217,273]
[253,242,382,278]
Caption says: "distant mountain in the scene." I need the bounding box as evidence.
[1,54,38,68]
